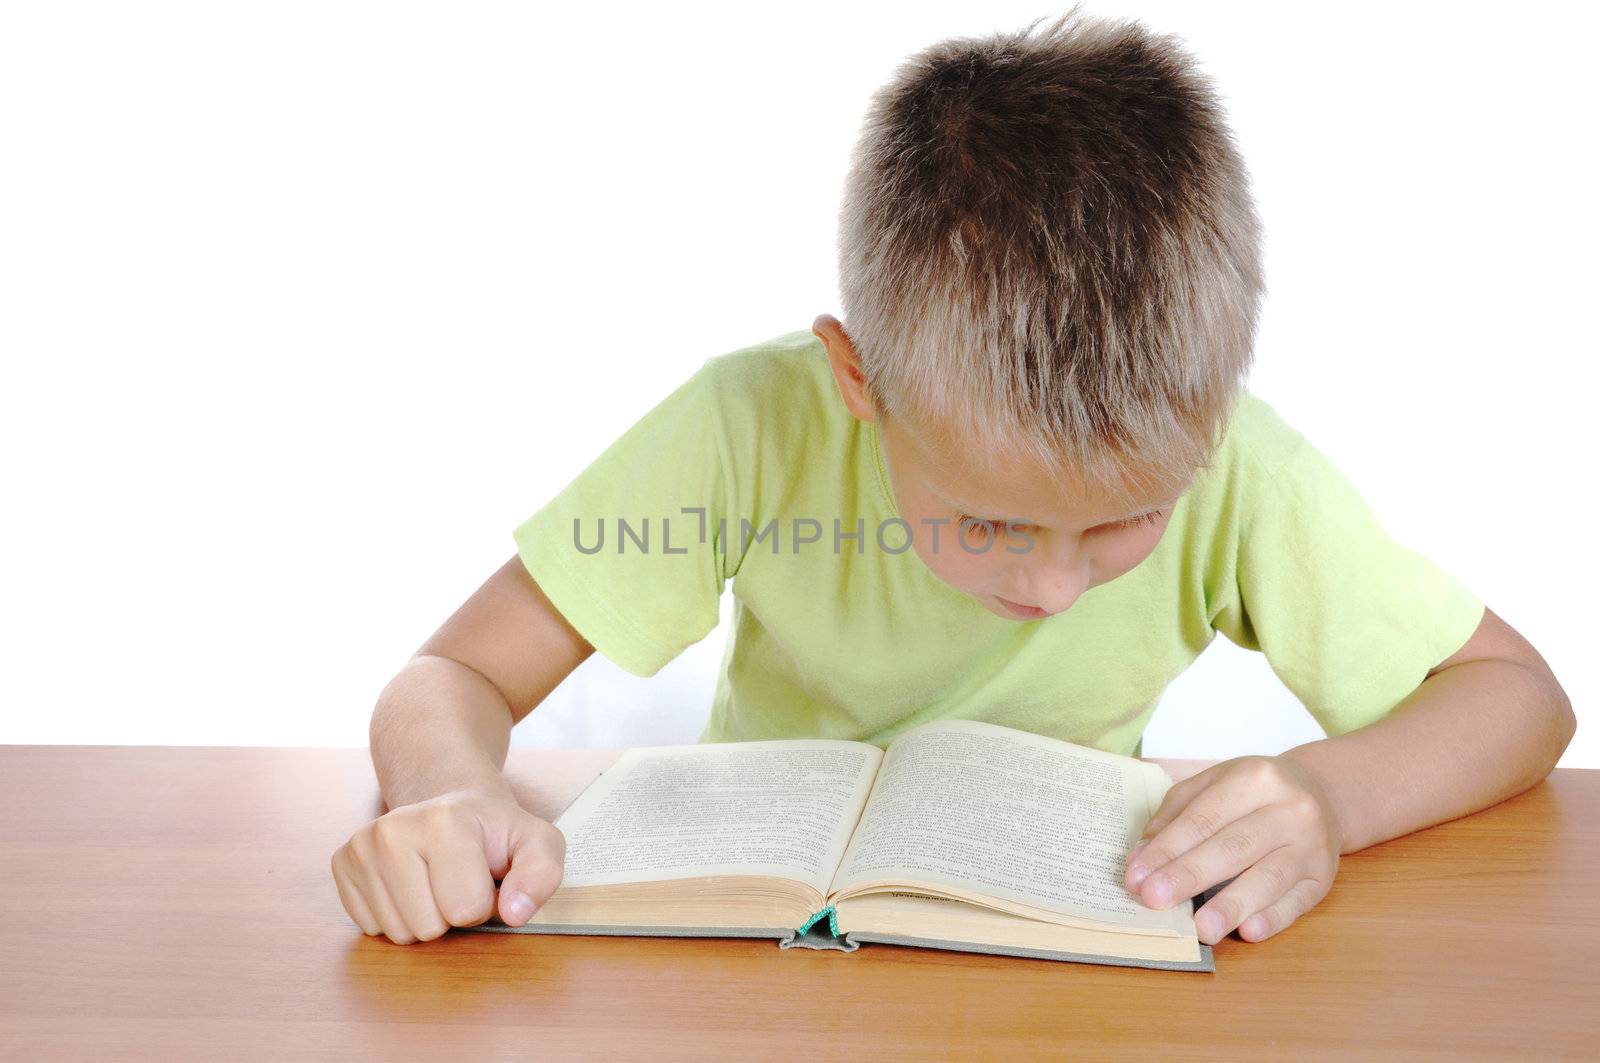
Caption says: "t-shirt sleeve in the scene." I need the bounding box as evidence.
[1209,430,1485,738]
[512,360,739,677]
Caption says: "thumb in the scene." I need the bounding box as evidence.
[489,810,567,928]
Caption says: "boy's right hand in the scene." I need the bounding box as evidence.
[330,788,566,945]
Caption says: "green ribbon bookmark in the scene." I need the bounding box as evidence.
[796,905,839,936]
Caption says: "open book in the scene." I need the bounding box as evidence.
[467,719,1217,971]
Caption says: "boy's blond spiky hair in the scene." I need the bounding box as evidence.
[836,6,1265,509]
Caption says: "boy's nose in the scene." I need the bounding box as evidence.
[1010,565,1089,617]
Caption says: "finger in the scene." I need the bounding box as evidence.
[1135,764,1223,847]
[331,849,381,936]
[1225,871,1329,944]
[348,845,416,941]
[1134,807,1290,911]
[422,836,499,929]
[1126,763,1235,875]
[1124,776,1207,874]
[1125,767,1274,894]
[374,848,452,943]
[496,816,567,927]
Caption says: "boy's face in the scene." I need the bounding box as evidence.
[817,315,1189,621]
[875,406,1186,620]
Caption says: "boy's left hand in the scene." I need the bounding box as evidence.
[1123,755,1346,946]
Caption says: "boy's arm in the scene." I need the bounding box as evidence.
[1279,604,1575,852]
[333,554,596,943]
[370,553,596,809]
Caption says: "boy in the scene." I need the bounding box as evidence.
[331,10,1574,949]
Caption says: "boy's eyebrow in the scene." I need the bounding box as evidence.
[924,480,1177,526]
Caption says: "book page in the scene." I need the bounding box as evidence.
[550,739,882,896]
[827,719,1189,934]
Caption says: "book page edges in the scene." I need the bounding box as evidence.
[833,891,1202,964]
[515,874,820,930]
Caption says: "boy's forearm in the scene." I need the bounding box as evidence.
[369,654,520,810]
[1282,660,1576,854]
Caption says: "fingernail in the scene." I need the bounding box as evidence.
[503,890,535,925]
[1196,910,1222,943]
[1128,863,1152,889]
[1145,875,1174,908]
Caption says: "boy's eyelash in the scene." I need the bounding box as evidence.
[955,513,1005,534]
[1116,508,1165,529]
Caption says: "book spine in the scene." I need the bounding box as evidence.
[780,905,859,951]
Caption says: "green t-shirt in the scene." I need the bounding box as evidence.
[514,328,1484,757]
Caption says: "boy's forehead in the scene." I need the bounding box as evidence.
[893,410,1184,519]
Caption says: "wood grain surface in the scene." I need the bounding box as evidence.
[1,745,1595,1060]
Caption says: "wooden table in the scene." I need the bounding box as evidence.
[1,746,1595,1060]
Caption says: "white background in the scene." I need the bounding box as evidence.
[3,2,1594,768]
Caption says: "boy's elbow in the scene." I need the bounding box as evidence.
[1525,669,1576,785]
[1547,685,1577,768]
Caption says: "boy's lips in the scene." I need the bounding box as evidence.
[994,595,1055,619]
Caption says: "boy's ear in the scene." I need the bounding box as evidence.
[814,313,878,423]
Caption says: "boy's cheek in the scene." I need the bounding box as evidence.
[908,536,982,587]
